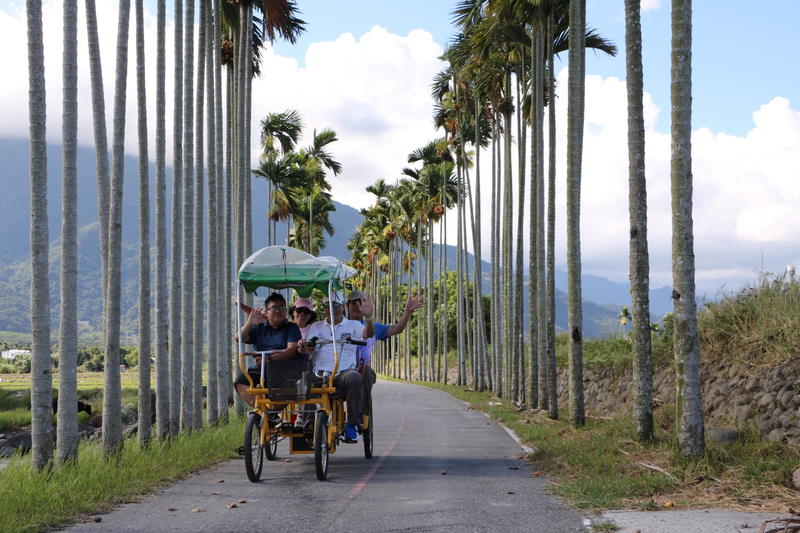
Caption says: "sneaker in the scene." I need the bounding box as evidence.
[303,419,314,434]
[344,422,358,443]
[267,414,281,428]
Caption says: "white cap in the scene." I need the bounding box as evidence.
[322,290,344,305]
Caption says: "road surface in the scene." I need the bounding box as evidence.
[64,380,587,532]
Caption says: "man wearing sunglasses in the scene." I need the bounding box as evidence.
[234,292,301,407]
[299,290,374,443]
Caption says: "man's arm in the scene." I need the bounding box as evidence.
[268,342,298,362]
[358,297,375,339]
[386,294,425,337]
[234,307,266,343]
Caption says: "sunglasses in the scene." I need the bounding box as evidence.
[295,307,312,315]
[323,302,343,309]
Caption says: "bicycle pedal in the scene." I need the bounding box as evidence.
[236,446,245,456]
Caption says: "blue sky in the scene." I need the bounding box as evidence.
[271,0,799,138]
[0,0,798,296]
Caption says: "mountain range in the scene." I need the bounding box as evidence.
[0,138,672,341]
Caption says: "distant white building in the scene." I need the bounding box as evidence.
[1,349,31,360]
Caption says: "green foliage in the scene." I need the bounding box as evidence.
[0,408,31,433]
[416,381,799,512]
[0,416,243,532]
[698,272,800,365]
[121,346,138,368]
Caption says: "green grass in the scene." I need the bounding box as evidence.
[0,415,245,532]
[0,408,32,433]
[410,380,799,513]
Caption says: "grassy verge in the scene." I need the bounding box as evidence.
[409,380,798,514]
[0,415,245,532]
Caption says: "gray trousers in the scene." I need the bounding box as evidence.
[362,364,376,416]
[306,369,363,426]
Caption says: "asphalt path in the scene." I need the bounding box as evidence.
[64,380,587,532]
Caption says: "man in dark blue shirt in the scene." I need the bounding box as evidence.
[234,292,302,406]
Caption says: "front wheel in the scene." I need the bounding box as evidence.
[363,406,373,459]
[314,411,329,481]
[244,412,263,482]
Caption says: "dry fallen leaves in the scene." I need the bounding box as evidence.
[509,466,518,470]
[441,470,447,475]
[212,492,220,496]
[285,459,291,462]
[227,503,237,509]
[507,491,515,495]
[192,508,206,513]
[217,479,224,483]
[167,507,176,511]
[92,517,102,523]
[534,472,540,476]
[238,500,246,504]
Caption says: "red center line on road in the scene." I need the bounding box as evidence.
[346,409,405,500]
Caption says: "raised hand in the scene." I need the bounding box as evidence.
[405,294,425,313]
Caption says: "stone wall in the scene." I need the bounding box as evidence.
[556,360,800,444]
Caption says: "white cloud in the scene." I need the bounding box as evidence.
[2,1,799,300]
[641,0,662,12]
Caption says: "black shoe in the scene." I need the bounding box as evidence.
[267,414,280,428]
[303,420,314,434]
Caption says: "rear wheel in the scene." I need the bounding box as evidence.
[363,405,373,459]
[264,430,278,460]
[244,413,263,482]
[314,411,329,481]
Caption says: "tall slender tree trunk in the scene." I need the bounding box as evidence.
[531,30,543,411]
[214,0,228,422]
[566,0,586,427]
[224,61,234,417]
[671,0,704,458]
[84,0,110,332]
[103,0,132,454]
[154,0,170,438]
[514,61,526,404]
[489,122,498,393]
[57,0,79,465]
[193,0,207,430]
[135,0,152,443]
[27,0,52,469]
[546,3,558,419]
[473,100,488,392]
[169,0,184,435]
[501,72,514,400]
[626,0,654,443]
[181,0,196,431]
[206,0,219,425]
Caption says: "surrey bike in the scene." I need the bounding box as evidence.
[235,246,373,481]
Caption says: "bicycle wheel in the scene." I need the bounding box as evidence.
[264,429,279,460]
[244,412,263,482]
[363,405,373,459]
[314,411,329,481]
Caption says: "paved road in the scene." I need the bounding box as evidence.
[65,380,587,532]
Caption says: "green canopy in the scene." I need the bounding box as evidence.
[237,246,355,297]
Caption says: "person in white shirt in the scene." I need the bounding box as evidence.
[299,290,374,443]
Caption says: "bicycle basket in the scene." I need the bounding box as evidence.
[265,357,312,401]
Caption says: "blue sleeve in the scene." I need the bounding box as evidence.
[287,323,302,344]
[374,322,391,342]
[247,324,259,344]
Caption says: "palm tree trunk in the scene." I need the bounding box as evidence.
[181,0,196,432]
[27,0,52,469]
[154,0,169,438]
[169,0,184,435]
[57,0,79,465]
[514,61,526,404]
[205,0,218,425]
[84,0,110,333]
[671,0,704,458]
[224,59,234,418]
[566,0,586,427]
[456,166,465,386]
[135,0,152,443]
[473,99,488,392]
[502,71,514,400]
[626,0,653,443]
[489,122,498,393]
[103,0,132,454]
[193,0,207,430]
[530,29,541,411]
[546,2,558,420]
